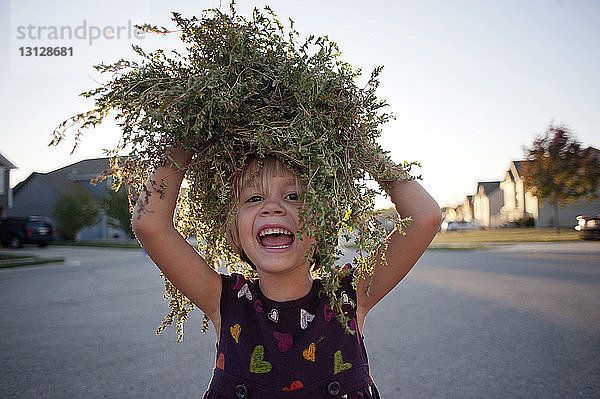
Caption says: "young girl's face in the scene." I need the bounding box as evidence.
[237,168,316,276]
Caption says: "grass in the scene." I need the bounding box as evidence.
[0,253,35,260]
[0,253,65,268]
[432,227,580,244]
[51,241,141,249]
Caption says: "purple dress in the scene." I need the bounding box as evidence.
[202,265,381,399]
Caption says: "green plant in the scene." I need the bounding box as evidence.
[518,216,535,227]
[51,3,416,341]
[101,183,133,237]
[53,184,100,241]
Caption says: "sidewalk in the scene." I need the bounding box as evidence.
[429,240,600,254]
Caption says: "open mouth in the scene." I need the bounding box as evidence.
[257,227,295,249]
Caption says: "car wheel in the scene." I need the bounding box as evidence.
[38,242,48,247]
[10,236,23,248]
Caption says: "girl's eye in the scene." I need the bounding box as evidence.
[286,192,299,201]
[246,195,262,203]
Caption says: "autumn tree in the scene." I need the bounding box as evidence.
[522,124,600,232]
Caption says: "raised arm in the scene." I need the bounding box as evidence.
[132,146,222,329]
[355,163,442,329]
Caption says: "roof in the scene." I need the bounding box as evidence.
[0,152,16,169]
[513,160,528,177]
[477,181,500,195]
[13,157,110,195]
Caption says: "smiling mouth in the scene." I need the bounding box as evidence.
[258,227,295,249]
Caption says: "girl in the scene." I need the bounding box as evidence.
[132,145,441,398]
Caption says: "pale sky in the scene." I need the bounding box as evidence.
[1,0,599,208]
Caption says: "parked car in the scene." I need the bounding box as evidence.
[0,216,57,248]
[440,221,483,232]
[575,215,600,240]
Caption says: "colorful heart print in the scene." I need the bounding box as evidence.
[230,324,241,343]
[268,308,279,323]
[300,309,315,329]
[282,381,304,391]
[324,303,336,322]
[237,283,253,301]
[249,345,272,374]
[302,342,316,362]
[254,299,263,312]
[273,331,293,352]
[333,350,352,374]
[341,291,355,308]
[216,353,225,370]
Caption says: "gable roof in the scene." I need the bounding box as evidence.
[13,157,110,195]
[0,152,16,169]
[513,160,528,178]
[477,181,500,196]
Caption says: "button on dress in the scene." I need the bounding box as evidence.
[203,265,380,399]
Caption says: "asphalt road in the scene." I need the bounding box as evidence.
[1,242,599,398]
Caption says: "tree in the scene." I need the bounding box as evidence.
[53,184,100,241]
[522,124,600,232]
[101,185,133,238]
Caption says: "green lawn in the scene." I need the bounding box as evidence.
[433,227,580,243]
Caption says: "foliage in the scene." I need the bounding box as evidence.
[53,184,100,241]
[522,123,600,229]
[101,183,134,237]
[50,3,417,341]
[517,216,535,227]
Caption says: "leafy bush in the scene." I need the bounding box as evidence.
[101,184,133,237]
[518,216,535,227]
[53,184,100,241]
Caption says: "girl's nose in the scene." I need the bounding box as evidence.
[260,198,286,216]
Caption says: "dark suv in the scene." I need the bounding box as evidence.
[0,216,57,248]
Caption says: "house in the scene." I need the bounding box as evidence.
[458,195,474,222]
[499,160,539,225]
[9,157,129,240]
[473,181,503,227]
[500,159,600,227]
[0,152,17,218]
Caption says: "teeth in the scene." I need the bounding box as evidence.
[264,244,292,249]
[259,227,293,237]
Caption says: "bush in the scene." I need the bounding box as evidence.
[53,184,100,241]
[518,216,535,227]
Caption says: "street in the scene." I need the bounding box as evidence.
[1,243,599,398]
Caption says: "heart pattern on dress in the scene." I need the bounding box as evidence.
[273,331,293,352]
[324,303,336,322]
[216,353,225,370]
[282,381,304,391]
[341,291,355,308]
[254,299,263,312]
[300,309,315,329]
[230,324,241,343]
[333,350,352,374]
[249,345,272,373]
[302,342,316,362]
[268,308,279,323]
[237,283,253,301]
